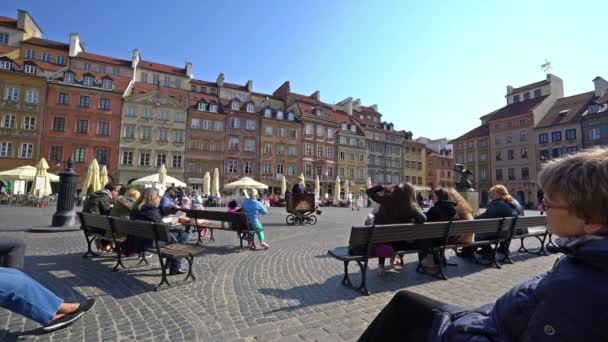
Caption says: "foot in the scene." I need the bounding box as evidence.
[43,299,95,332]
[142,251,154,259]
[260,241,270,250]
[169,268,187,275]
[377,265,386,276]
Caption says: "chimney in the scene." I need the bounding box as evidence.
[352,98,361,110]
[338,97,353,115]
[185,62,192,78]
[506,85,514,95]
[593,77,608,97]
[216,73,224,86]
[68,33,83,57]
[370,104,378,111]
[131,48,140,68]
[246,80,253,92]
[272,81,291,100]
[311,90,320,101]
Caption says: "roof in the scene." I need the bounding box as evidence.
[510,79,549,95]
[450,124,489,143]
[22,37,69,51]
[13,57,65,72]
[139,59,187,76]
[131,82,188,106]
[537,91,595,128]
[0,16,18,29]
[53,68,131,92]
[596,92,608,105]
[0,45,16,54]
[220,98,264,114]
[189,92,221,108]
[294,101,340,123]
[77,52,131,67]
[290,92,325,106]
[485,96,548,121]
[222,81,248,92]
[191,79,217,87]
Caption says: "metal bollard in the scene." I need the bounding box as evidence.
[51,158,80,227]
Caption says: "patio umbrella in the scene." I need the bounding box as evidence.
[315,175,320,196]
[203,171,211,195]
[367,176,372,189]
[99,165,109,187]
[334,176,341,202]
[212,168,220,195]
[281,175,287,196]
[30,158,52,197]
[158,164,167,187]
[81,159,101,198]
[131,173,186,187]
[0,165,59,182]
[299,173,305,186]
[224,177,268,190]
[344,179,350,201]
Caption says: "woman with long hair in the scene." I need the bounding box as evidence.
[446,188,475,245]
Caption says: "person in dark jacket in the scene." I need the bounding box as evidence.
[82,183,120,215]
[420,188,458,267]
[291,175,306,195]
[159,189,180,216]
[360,147,608,342]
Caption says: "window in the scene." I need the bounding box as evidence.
[289,129,297,140]
[277,111,284,120]
[520,147,528,158]
[209,104,218,113]
[495,151,502,161]
[276,164,284,175]
[263,108,272,117]
[98,98,110,109]
[73,147,86,163]
[244,161,253,174]
[163,75,170,86]
[495,135,501,144]
[53,117,65,131]
[349,152,355,161]
[316,125,324,137]
[175,79,181,89]
[175,112,185,122]
[197,102,207,111]
[156,154,166,167]
[566,146,577,155]
[265,126,273,136]
[507,121,513,128]
[288,112,295,121]
[540,149,550,161]
[520,130,527,142]
[263,163,272,174]
[359,153,364,162]
[58,92,69,104]
[551,131,562,142]
[158,128,168,141]
[97,121,110,136]
[538,133,549,144]
[480,168,487,181]
[245,120,255,130]
[288,146,297,156]
[24,64,36,74]
[76,119,88,133]
[508,168,516,180]
[143,108,152,118]
[359,167,365,178]
[231,101,240,110]
[534,89,542,98]
[350,137,356,146]
[26,49,35,59]
[305,143,312,156]
[496,169,503,181]
[514,95,520,103]
[159,111,169,121]
[590,128,601,140]
[508,149,514,160]
[277,144,285,155]
[172,155,182,168]
[18,143,33,159]
[214,121,223,131]
[140,152,150,166]
[112,67,119,76]
[40,52,51,62]
[228,137,239,151]
[328,128,334,139]
[0,60,10,70]
[244,139,255,152]
[524,92,530,101]
[123,125,135,138]
[84,63,91,71]
[589,104,599,114]
[552,148,563,159]
[97,65,106,73]
[339,167,345,177]
[120,151,133,165]
[520,118,528,126]
[327,147,334,158]
[191,119,200,129]
[317,146,323,157]
[305,123,313,135]
[49,145,62,161]
[565,129,576,140]
[102,79,112,89]
[349,167,355,178]
[468,152,474,163]
[94,149,108,166]
[521,167,529,180]
[140,72,148,83]
[228,160,238,173]
[2,114,16,128]
[264,143,272,154]
[506,133,512,143]
[288,164,296,175]
[174,131,184,143]
[278,127,286,137]
[6,87,19,101]
[79,95,91,107]
[0,32,8,44]
[230,118,240,129]
[23,116,35,130]
[141,127,152,140]
[0,142,12,157]
[84,76,94,87]
[246,104,254,113]
[340,136,346,144]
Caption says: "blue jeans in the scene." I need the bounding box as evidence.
[0,267,62,325]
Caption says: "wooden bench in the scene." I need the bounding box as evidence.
[508,216,553,257]
[182,209,259,250]
[328,216,547,296]
[110,217,205,291]
[77,212,123,258]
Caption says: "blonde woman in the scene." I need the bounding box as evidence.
[446,188,474,244]
[475,185,522,219]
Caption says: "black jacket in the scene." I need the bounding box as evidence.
[426,200,457,222]
[292,184,305,195]
[130,203,163,223]
[366,185,427,225]
[82,189,113,215]
[475,198,520,219]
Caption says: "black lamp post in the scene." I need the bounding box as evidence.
[52,158,80,227]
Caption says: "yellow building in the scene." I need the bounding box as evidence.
[403,139,428,194]
[335,113,367,196]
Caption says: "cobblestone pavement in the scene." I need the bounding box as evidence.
[0,206,555,341]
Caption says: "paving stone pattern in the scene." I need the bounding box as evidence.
[0,206,555,341]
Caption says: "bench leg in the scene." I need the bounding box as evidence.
[156,256,171,291]
[518,235,548,256]
[498,241,514,264]
[82,234,100,258]
[416,251,449,280]
[183,254,196,282]
[341,260,370,296]
[209,228,215,243]
[472,244,502,269]
[196,227,204,245]
[112,249,127,272]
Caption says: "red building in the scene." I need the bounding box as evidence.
[43,67,130,186]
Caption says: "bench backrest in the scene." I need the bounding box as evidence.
[366,222,451,245]
[109,217,173,243]
[79,212,112,233]
[447,218,514,237]
[184,209,249,229]
[512,216,546,232]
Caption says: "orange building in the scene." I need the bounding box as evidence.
[425,148,455,189]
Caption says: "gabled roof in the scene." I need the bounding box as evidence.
[54,68,131,92]
[290,92,327,107]
[537,91,595,128]
[189,92,221,108]
[139,59,187,77]
[0,16,18,29]
[77,52,131,67]
[22,37,69,51]
[510,79,549,95]
[13,57,65,72]
[131,82,188,106]
[485,96,548,121]
[450,124,489,143]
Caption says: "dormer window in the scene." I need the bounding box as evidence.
[589,104,599,114]
[514,95,520,103]
[84,76,94,87]
[534,89,542,98]
[209,104,218,113]
[558,110,569,118]
[524,92,531,100]
[231,101,240,110]
[276,111,284,120]
[287,112,295,121]
[359,114,363,119]
[102,78,113,90]
[198,102,207,111]
[64,72,74,83]
[0,60,11,70]
[351,125,356,133]
[246,103,254,113]
[314,108,322,117]
[264,108,272,117]
[24,64,36,74]
[341,123,347,130]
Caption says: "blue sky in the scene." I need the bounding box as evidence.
[2,0,605,139]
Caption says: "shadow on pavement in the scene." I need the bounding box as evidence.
[0,327,45,341]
